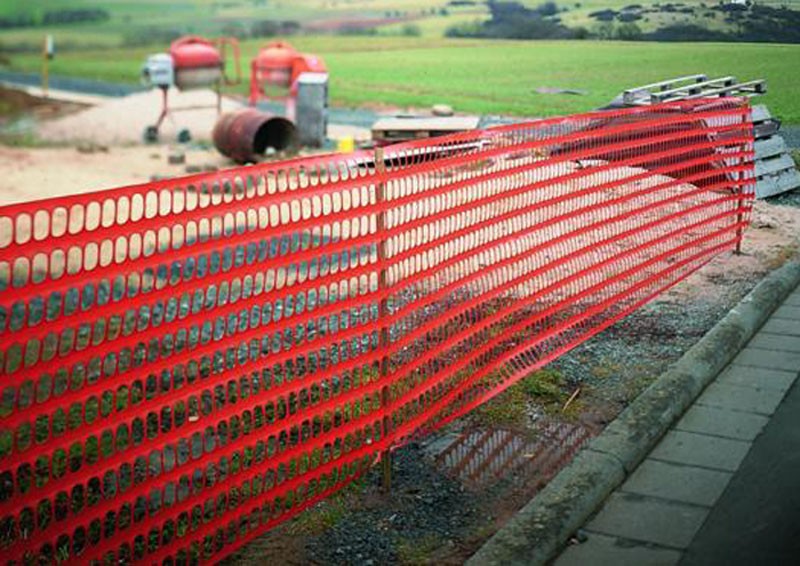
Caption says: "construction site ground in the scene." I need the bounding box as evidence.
[1,84,800,565]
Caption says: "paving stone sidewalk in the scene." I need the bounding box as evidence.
[554,288,800,566]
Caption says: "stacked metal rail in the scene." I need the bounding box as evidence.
[615,74,799,198]
[621,74,766,106]
[751,105,800,198]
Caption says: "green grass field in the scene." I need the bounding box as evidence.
[2,2,800,123]
[6,37,800,124]
[2,0,800,61]
[4,0,797,50]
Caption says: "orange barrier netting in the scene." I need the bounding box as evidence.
[0,98,753,564]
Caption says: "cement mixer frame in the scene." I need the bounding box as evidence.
[248,41,328,120]
[142,36,242,142]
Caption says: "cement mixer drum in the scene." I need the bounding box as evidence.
[169,36,224,90]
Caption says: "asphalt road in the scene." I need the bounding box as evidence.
[681,376,800,566]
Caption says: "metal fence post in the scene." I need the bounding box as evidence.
[735,106,750,255]
[375,147,392,492]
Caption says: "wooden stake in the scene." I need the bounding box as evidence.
[41,35,50,98]
[561,387,582,413]
[375,147,392,492]
[735,132,747,255]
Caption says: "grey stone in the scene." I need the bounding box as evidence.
[650,430,751,472]
[675,317,749,383]
[432,104,454,117]
[621,459,732,507]
[749,332,800,354]
[422,432,462,457]
[784,292,800,307]
[587,263,800,474]
[586,492,708,549]
[761,317,800,337]
[697,381,787,415]
[587,368,699,474]
[555,532,681,566]
[465,449,624,566]
[725,262,800,340]
[675,405,768,441]
[718,364,797,393]
[167,151,185,165]
[730,347,800,373]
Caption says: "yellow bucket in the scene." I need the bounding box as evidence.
[337,136,355,153]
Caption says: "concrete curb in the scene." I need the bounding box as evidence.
[467,261,800,566]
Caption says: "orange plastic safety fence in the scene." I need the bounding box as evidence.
[0,98,753,565]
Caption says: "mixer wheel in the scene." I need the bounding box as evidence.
[144,126,159,143]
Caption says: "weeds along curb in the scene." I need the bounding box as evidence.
[467,260,800,566]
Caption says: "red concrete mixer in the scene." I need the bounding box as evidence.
[170,36,225,89]
[249,41,327,110]
[141,35,241,142]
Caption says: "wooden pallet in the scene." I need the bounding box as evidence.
[622,75,767,106]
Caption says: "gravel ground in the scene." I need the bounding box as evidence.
[550,275,762,417]
[307,447,488,566]
[225,443,497,566]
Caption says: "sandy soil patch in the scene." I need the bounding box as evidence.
[37,88,245,145]
[0,145,230,203]
[29,88,370,146]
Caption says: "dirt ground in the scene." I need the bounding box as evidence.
[37,88,246,145]
[673,201,800,300]
[0,85,87,126]
[0,84,370,202]
[0,144,231,203]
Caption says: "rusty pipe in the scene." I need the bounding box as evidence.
[212,108,298,164]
